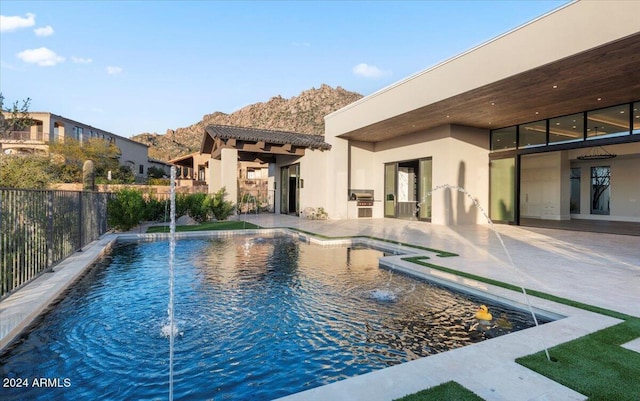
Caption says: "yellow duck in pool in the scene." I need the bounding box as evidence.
[475,305,492,322]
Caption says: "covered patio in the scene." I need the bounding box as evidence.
[200,124,331,213]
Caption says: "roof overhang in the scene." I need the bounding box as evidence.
[327,1,640,142]
[201,125,331,162]
[169,153,197,167]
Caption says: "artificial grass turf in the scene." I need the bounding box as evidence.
[516,318,640,401]
[146,221,261,233]
[393,381,484,401]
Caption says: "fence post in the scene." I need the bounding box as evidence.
[78,191,83,251]
[47,191,54,269]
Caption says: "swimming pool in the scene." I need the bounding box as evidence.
[0,235,549,400]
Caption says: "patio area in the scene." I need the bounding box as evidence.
[240,214,640,319]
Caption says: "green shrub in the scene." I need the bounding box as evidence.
[112,166,135,184]
[205,187,235,221]
[144,196,168,222]
[0,155,53,189]
[147,166,167,179]
[176,192,209,222]
[148,177,170,186]
[107,188,145,230]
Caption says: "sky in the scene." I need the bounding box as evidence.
[1,0,569,138]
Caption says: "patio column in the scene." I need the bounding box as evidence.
[220,148,238,208]
[208,157,221,194]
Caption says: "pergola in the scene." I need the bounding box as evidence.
[199,124,331,202]
[201,124,331,163]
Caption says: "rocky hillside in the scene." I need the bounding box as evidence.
[132,84,362,161]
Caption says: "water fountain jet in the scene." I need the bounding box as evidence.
[168,166,177,400]
[423,184,551,361]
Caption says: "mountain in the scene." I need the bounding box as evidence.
[132,84,363,161]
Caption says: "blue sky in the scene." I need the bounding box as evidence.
[1,0,568,138]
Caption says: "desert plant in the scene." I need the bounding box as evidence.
[107,188,145,230]
[0,155,53,189]
[176,192,209,222]
[205,187,235,221]
[143,196,168,222]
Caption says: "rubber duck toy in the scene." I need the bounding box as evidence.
[475,305,493,322]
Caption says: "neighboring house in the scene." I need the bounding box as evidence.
[0,111,165,179]
[195,1,640,231]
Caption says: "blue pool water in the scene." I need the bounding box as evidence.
[0,236,548,400]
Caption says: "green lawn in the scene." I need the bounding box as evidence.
[394,381,484,401]
[516,318,640,401]
[146,221,261,233]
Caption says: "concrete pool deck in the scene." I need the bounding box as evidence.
[1,215,638,400]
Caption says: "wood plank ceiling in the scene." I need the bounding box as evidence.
[339,33,640,143]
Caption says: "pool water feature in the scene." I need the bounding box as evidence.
[0,236,550,400]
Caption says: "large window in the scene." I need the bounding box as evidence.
[489,157,515,223]
[587,104,630,140]
[518,120,546,148]
[491,126,517,151]
[590,166,610,215]
[491,101,637,151]
[549,113,584,144]
[634,102,640,135]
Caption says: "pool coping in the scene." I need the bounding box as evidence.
[0,229,622,401]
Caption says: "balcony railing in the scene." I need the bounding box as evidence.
[1,130,45,142]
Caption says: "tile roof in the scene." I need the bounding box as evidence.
[205,124,331,150]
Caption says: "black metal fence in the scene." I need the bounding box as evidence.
[0,188,112,299]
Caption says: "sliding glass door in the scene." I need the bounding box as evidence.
[384,158,432,220]
[280,164,300,215]
[384,163,396,217]
[418,158,432,220]
[489,157,516,223]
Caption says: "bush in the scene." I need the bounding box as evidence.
[144,196,168,222]
[147,166,167,179]
[107,188,145,231]
[0,155,53,189]
[116,166,136,184]
[205,187,235,221]
[148,177,170,186]
[176,192,209,222]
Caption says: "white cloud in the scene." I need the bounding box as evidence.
[17,47,64,66]
[0,13,36,32]
[106,66,123,75]
[71,56,92,64]
[352,63,391,79]
[34,25,54,37]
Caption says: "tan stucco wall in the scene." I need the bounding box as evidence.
[114,137,150,178]
[318,124,489,223]
[273,149,331,216]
